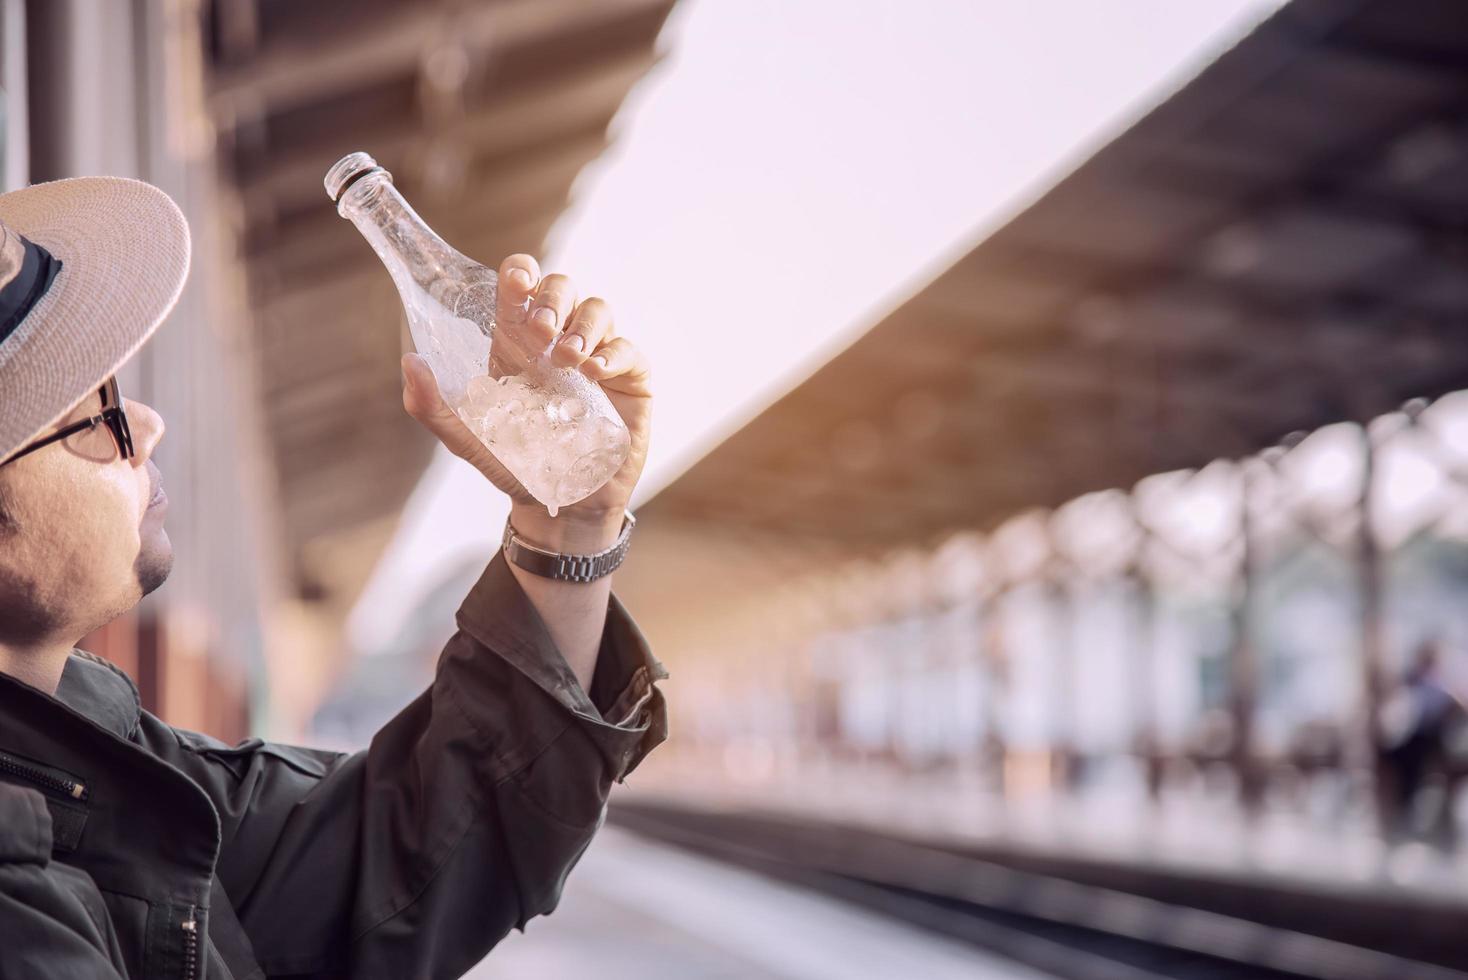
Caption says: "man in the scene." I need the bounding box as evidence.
[0,175,666,979]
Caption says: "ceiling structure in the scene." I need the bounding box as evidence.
[639,0,1468,555]
[201,0,678,602]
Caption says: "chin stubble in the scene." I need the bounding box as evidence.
[135,547,174,598]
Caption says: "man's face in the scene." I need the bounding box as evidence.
[0,384,171,646]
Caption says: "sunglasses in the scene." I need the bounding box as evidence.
[1,377,135,467]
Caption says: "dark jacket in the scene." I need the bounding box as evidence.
[0,553,668,979]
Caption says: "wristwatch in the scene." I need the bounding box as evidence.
[501,510,636,583]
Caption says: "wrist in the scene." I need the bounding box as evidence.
[508,502,625,554]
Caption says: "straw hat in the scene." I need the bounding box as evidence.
[0,177,191,462]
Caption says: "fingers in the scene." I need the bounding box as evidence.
[522,273,577,350]
[496,254,540,329]
[488,255,648,399]
[579,336,652,397]
[552,297,614,367]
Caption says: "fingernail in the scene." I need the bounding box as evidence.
[508,268,531,289]
[559,334,585,353]
[591,354,608,368]
[533,307,558,329]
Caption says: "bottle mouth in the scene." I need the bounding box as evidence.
[324,151,389,205]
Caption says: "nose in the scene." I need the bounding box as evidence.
[123,397,165,466]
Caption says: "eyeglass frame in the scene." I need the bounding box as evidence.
[0,377,135,467]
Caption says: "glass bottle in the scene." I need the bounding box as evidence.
[325,151,630,517]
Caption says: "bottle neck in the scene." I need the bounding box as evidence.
[337,173,471,298]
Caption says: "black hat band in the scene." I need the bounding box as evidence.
[0,235,63,345]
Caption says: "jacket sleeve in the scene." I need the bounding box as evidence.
[139,552,667,979]
[0,785,128,980]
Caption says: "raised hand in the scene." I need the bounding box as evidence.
[401,253,651,552]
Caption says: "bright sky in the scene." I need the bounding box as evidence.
[348,0,1289,652]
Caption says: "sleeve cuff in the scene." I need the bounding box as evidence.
[452,550,668,779]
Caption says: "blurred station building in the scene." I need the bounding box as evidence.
[613,0,1468,885]
[585,3,1468,972]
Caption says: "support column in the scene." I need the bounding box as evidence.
[1047,571,1078,793]
[1229,459,1263,812]
[1131,566,1163,800]
[980,593,1009,796]
[1357,425,1388,832]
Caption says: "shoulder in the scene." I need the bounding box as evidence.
[138,713,347,787]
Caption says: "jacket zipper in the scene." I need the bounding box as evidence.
[181,909,199,980]
[0,750,87,800]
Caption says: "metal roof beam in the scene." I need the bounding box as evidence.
[208,0,672,118]
[229,46,657,206]
[242,133,605,284]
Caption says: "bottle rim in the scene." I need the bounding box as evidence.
[324,151,390,205]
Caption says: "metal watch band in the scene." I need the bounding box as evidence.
[501,511,636,583]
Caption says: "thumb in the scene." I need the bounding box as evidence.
[401,353,488,463]
[401,353,535,502]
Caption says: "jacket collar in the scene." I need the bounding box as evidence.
[0,648,221,906]
[53,650,142,741]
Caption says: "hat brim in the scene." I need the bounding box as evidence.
[0,176,190,461]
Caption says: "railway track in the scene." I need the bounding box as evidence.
[611,803,1468,980]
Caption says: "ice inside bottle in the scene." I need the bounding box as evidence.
[325,151,631,516]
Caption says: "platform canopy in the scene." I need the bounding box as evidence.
[640,0,1468,552]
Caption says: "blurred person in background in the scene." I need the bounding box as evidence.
[1378,640,1465,846]
[0,176,665,978]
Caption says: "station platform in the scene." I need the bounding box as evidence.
[607,799,1468,979]
[467,826,1052,979]
[629,757,1468,909]
[460,746,1468,980]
